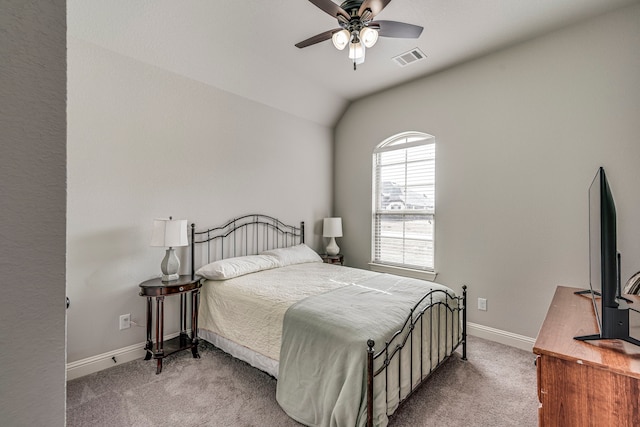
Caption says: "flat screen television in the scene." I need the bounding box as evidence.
[574,167,640,346]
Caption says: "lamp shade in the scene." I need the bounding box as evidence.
[150,218,188,247]
[323,217,343,238]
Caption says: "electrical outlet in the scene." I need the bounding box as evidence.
[478,298,487,311]
[119,313,131,330]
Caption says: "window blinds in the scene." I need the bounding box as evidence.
[373,135,435,271]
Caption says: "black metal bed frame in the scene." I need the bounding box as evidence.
[190,214,467,427]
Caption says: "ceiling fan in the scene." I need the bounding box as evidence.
[295,0,423,70]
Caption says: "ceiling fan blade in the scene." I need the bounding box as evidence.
[358,0,392,18]
[295,28,341,48]
[308,0,350,20]
[371,20,423,39]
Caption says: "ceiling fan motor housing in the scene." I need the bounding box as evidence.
[338,0,373,35]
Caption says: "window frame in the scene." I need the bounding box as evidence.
[370,131,437,280]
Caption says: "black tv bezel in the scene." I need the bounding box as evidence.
[595,168,619,328]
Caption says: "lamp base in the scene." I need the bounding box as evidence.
[160,247,180,283]
[326,237,340,256]
[161,273,179,282]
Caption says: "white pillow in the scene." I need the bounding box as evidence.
[196,254,280,281]
[260,244,322,266]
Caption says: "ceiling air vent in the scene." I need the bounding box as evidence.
[392,48,426,67]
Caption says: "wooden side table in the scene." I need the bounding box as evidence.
[320,254,344,265]
[139,275,202,374]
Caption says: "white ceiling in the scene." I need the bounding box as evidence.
[68,0,638,126]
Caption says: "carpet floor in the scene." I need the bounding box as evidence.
[67,335,538,426]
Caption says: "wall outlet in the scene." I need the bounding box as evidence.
[478,298,487,311]
[119,313,131,330]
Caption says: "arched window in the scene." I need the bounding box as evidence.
[372,132,435,272]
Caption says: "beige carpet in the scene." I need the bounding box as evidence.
[67,335,537,426]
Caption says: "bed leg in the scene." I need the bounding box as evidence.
[462,285,467,361]
[367,339,374,427]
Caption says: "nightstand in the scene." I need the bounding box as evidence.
[320,254,344,265]
[139,275,202,374]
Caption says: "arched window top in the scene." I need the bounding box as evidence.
[375,131,435,153]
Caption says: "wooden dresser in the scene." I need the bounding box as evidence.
[533,286,640,426]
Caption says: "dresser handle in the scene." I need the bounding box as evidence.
[179,286,184,291]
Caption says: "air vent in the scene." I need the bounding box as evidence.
[392,48,426,67]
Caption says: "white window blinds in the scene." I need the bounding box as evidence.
[372,133,435,271]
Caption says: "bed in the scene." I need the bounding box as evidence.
[190,214,467,427]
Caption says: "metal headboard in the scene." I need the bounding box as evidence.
[190,214,305,278]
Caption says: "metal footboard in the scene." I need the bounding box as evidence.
[366,285,467,427]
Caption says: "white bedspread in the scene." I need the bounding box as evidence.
[199,262,379,363]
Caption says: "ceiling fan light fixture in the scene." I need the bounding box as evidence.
[295,0,424,70]
[332,29,350,50]
[360,27,379,48]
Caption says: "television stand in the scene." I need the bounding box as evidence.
[574,300,640,346]
[574,333,640,347]
[574,307,640,347]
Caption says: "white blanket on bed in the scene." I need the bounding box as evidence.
[199,263,379,361]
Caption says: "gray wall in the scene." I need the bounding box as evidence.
[66,38,334,363]
[334,4,640,339]
[0,0,67,425]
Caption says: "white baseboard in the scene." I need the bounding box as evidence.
[467,322,536,352]
[66,331,183,381]
[67,324,535,380]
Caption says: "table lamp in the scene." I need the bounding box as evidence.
[150,217,188,282]
[323,217,343,256]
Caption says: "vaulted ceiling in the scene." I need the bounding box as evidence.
[68,0,638,126]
